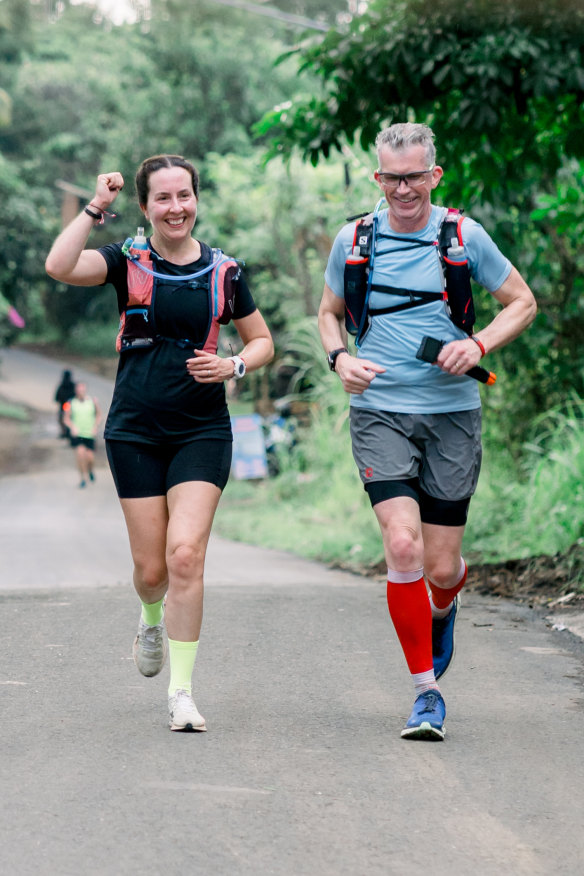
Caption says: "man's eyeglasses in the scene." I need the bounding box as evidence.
[376,167,435,189]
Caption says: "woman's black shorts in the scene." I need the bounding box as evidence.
[106,438,232,499]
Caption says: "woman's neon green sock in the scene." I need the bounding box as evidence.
[168,639,199,696]
[140,597,164,627]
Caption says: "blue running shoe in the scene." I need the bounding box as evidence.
[432,594,460,680]
[401,689,446,741]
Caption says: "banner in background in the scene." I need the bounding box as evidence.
[231,414,268,480]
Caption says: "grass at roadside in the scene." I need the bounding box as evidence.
[217,398,383,566]
[465,402,584,567]
[216,396,584,591]
[0,400,29,421]
[27,339,584,590]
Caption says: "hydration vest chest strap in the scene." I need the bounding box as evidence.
[343,206,476,344]
[116,238,240,354]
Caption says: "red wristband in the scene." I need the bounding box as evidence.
[471,335,486,357]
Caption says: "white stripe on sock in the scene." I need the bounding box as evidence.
[413,668,438,695]
[387,567,424,584]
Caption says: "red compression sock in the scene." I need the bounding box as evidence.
[428,559,468,610]
[386,569,433,675]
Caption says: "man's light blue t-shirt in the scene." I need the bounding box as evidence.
[324,204,511,414]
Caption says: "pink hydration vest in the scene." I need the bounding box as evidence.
[116,241,241,354]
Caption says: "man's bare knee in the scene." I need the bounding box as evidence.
[382,524,422,569]
[425,557,461,588]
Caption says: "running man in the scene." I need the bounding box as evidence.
[319,122,536,740]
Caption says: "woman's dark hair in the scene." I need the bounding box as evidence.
[135,154,199,206]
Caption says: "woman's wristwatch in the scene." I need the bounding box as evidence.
[229,355,247,379]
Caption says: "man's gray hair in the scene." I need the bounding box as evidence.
[375,123,436,166]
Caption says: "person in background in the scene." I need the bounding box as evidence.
[54,369,76,439]
[319,122,536,741]
[45,154,274,733]
[62,381,101,488]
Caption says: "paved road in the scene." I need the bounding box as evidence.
[1,347,583,876]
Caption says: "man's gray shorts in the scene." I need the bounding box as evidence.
[349,407,482,503]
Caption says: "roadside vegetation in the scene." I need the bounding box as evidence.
[216,322,584,591]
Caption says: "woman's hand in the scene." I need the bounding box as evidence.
[186,350,235,383]
[91,172,124,211]
[45,172,122,284]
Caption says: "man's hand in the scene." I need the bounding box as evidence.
[437,338,483,376]
[335,352,386,394]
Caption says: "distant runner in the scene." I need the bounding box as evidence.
[54,369,75,439]
[63,381,101,488]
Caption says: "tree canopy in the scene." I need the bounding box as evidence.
[255,0,584,435]
[0,0,583,442]
[0,0,352,347]
[257,0,584,197]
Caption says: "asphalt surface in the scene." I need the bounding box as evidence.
[1,346,583,876]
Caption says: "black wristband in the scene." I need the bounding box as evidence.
[327,347,348,372]
[84,206,103,221]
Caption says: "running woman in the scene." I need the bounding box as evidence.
[46,155,274,731]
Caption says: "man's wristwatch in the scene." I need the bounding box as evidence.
[327,347,348,372]
[229,355,247,379]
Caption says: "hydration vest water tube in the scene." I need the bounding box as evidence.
[116,237,241,354]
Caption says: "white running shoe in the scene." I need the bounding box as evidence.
[132,618,167,677]
[168,689,206,732]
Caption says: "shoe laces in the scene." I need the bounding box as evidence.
[419,691,441,713]
[138,622,163,651]
[170,689,195,713]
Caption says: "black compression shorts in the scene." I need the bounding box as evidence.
[106,438,232,498]
[71,436,95,451]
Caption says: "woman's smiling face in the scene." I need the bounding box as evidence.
[142,166,198,245]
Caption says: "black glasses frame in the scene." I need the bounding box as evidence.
[376,168,435,188]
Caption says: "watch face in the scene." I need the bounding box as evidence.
[232,356,246,377]
[328,349,344,371]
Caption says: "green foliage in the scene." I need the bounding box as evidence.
[0,398,28,421]
[218,322,584,580]
[255,0,584,440]
[257,0,584,190]
[0,0,32,70]
[0,0,582,579]
[0,0,322,346]
[66,318,120,357]
[466,400,584,563]
[198,152,372,338]
[218,326,382,566]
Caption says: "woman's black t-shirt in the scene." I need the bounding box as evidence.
[100,239,256,445]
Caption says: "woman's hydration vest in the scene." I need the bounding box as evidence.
[116,237,241,354]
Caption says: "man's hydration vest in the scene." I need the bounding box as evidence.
[343,204,475,346]
[116,238,241,354]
